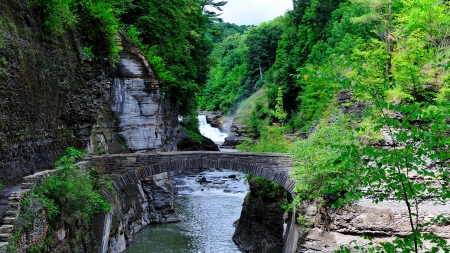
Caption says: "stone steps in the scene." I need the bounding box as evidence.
[0,241,8,252]
[0,234,10,242]
[0,226,13,234]
[0,188,30,242]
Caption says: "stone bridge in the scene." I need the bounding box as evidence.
[81,151,297,196]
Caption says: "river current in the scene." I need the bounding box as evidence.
[125,115,247,253]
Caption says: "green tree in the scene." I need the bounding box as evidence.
[121,0,216,117]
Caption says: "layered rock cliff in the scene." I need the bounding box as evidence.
[233,177,288,253]
[0,1,185,251]
[0,1,113,182]
[0,1,181,184]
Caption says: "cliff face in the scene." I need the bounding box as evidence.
[103,172,180,253]
[0,1,111,182]
[109,50,181,151]
[233,178,287,253]
[294,197,450,252]
[0,1,182,183]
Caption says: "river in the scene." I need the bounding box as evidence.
[125,115,247,253]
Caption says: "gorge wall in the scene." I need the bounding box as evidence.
[100,172,180,253]
[0,0,181,183]
[0,1,183,251]
[0,1,113,183]
[233,177,287,253]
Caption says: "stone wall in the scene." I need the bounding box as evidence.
[0,169,57,252]
[0,165,179,253]
[294,198,450,252]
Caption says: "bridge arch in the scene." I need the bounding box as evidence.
[83,151,297,196]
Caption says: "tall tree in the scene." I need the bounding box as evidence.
[351,0,395,80]
[121,0,216,116]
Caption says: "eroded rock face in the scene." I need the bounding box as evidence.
[199,110,224,128]
[0,1,112,182]
[177,130,220,151]
[233,178,287,253]
[107,172,180,253]
[110,51,181,151]
[296,198,450,252]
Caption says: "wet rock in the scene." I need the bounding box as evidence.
[338,90,366,116]
[110,51,181,152]
[177,130,219,151]
[107,172,181,252]
[199,110,224,128]
[222,136,247,149]
[233,177,287,253]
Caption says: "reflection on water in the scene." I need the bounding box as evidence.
[125,171,247,253]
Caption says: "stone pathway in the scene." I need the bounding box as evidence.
[0,184,24,249]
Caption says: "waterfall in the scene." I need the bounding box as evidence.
[198,115,228,145]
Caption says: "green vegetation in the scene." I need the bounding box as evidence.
[37,147,110,223]
[291,111,354,201]
[205,0,450,252]
[37,0,227,137]
[246,175,285,199]
[198,18,284,114]
[8,147,111,252]
[40,0,124,62]
[120,0,225,119]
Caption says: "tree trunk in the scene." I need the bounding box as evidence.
[386,0,392,83]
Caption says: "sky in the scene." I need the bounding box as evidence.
[216,0,293,26]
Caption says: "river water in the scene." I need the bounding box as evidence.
[125,115,247,253]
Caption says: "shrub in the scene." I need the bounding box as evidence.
[291,113,354,201]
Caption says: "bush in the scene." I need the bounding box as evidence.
[291,113,354,201]
[237,125,294,153]
[40,148,110,222]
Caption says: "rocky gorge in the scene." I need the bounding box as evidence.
[0,1,449,253]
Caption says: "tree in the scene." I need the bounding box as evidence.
[351,0,396,81]
[121,0,215,116]
[200,0,227,22]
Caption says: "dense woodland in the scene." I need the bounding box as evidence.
[3,0,449,252]
[202,0,450,252]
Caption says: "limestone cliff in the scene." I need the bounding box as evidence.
[102,173,180,253]
[109,48,181,152]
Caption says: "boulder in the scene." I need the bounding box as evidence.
[199,110,224,128]
[177,130,219,151]
[222,135,247,149]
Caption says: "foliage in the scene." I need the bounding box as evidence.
[199,18,284,113]
[246,175,285,199]
[207,22,251,43]
[16,147,112,251]
[235,88,271,137]
[271,86,287,123]
[41,147,110,220]
[40,0,123,62]
[291,112,355,201]
[237,125,294,153]
[180,115,203,143]
[121,0,217,117]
